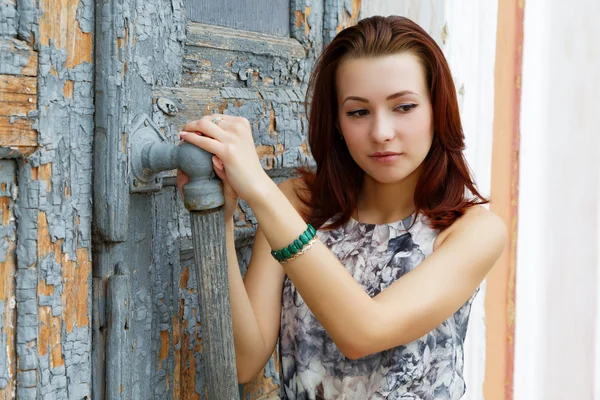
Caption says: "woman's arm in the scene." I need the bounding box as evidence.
[253,181,505,359]
[180,114,506,361]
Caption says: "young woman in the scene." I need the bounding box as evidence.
[178,15,506,400]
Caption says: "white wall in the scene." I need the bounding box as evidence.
[515,0,600,399]
[361,2,498,399]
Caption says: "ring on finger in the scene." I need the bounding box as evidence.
[211,116,223,126]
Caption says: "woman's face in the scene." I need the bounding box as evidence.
[336,53,434,185]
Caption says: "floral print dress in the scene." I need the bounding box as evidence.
[279,213,477,400]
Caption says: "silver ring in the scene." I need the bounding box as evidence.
[211,116,223,126]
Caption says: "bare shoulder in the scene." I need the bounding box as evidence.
[435,205,507,253]
[277,177,311,217]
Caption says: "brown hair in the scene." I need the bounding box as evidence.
[298,15,488,230]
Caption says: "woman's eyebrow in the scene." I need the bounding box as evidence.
[342,90,419,105]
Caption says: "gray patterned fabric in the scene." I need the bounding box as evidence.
[279,213,477,400]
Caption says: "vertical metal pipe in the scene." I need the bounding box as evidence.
[190,209,238,399]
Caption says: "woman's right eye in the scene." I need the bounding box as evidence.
[346,109,369,117]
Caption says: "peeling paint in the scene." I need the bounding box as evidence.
[0,38,37,76]
[0,0,96,395]
[1,0,345,397]
[0,2,18,37]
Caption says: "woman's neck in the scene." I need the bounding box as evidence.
[356,170,420,225]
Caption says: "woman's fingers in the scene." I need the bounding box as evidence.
[212,156,224,171]
[179,131,223,156]
[182,116,226,141]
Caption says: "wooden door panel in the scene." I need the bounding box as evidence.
[186,0,290,37]
[148,7,319,396]
[183,23,306,88]
[92,0,328,398]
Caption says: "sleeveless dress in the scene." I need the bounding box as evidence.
[279,213,477,400]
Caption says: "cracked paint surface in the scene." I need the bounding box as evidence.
[0,0,94,396]
[0,0,355,398]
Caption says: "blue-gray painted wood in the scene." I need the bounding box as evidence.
[186,0,289,37]
[151,188,180,399]
[127,194,155,400]
[92,277,106,400]
[190,209,239,399]
[106,270,132,399]
[89,0,335,398]
[94,0,132,242]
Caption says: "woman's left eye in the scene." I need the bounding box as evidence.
[395,104,418,113]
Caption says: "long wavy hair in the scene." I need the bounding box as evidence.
[298,15,488,231]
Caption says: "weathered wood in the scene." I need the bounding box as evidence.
[190,209,238,400]
[183,25,307,89]
[0,116,37,147]
[323,0,362,44]
[0,38,37,76]
[152,87,309,172]
[186,0,289,37]
[0,75,37,117]
[186,22,304,58]
[92,277,106,400]
[0,160,16,397]
[106,272,131,400]
[151,188,180,399]
[93,0,131,242]
[126,194,154,400]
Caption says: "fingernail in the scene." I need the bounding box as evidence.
[179,131,187,137]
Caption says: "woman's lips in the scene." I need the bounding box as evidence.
[370,152,402,163]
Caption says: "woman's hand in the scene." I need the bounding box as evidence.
[178,114,272,208]
[177,161,239,220]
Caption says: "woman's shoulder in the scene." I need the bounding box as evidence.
[433,205,506,251]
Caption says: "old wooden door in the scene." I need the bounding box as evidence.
[92,0,361,399]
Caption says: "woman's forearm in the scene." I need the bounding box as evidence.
[225,218,270,382]
[249,181,379,359]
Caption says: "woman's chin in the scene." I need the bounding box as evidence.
[364,170,413,185]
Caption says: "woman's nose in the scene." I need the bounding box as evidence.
[369,115,395,143]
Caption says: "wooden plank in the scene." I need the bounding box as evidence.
[0,160,16,398]
[486,0,524,399]
[93,0,131,242]
[38,0,93,68]
[186,0,290,37]
[0,38,38,77]
[106,273,131,400]
[0,146,36,158]
[91,277,105,400]
[153,86,304,171]
[0,116,37,147]
[186,22,304,58]
[189,209,239,399]
[0,75,37,117]
[184,22,306,89]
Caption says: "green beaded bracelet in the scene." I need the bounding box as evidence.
[271,224,317,263]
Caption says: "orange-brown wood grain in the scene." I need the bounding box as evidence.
[38,0,92,68]
[485,0,524,399]
[0,75,37,117]
[0,194,16,398]
[0,117,37,147]
[62,249,90,333]
[335,0,361,34]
